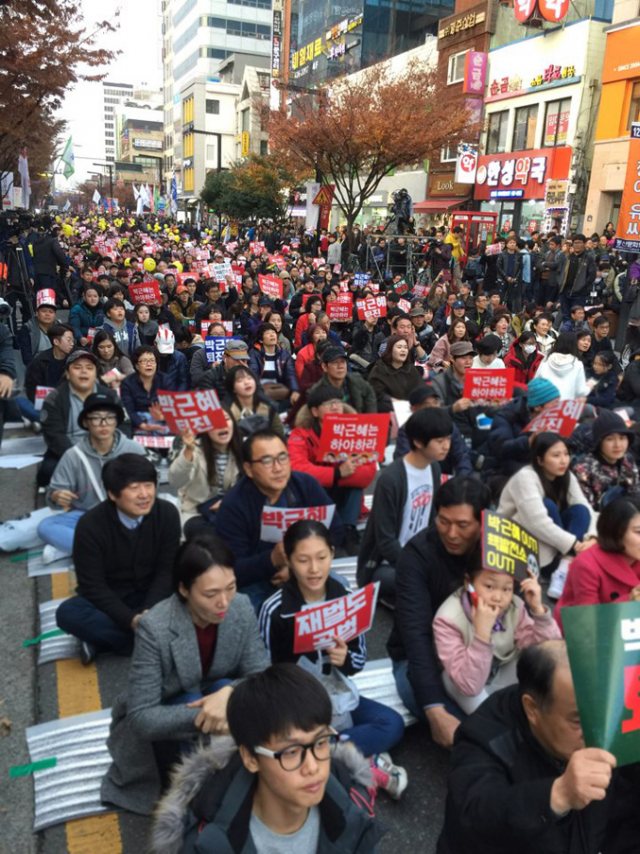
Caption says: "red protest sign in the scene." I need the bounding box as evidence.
[327,302,352,322]
[133,434,174,449]
[317,413,389,463]
[301,292,321,308]
[356,295,387,321]
[294,583,379,653]
[200,320,234,337]
[258,274,283,300]
[129,282,161,304]
[250,241,265,255]
[522,399,584,438]
[398,297,411,314]
[395,281,410,295]
[463,368,515,402]
[157,389,227,434]
[260,505,336,543]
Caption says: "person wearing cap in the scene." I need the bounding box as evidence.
[471,334,506,371]
[55,454,181,664]
[169,283,198,326]
[195,338,250,396]
[289,385,377,554]
[358,407,454,602]
[154,327,189,391]
[101,297,141,358]
[393,385,473,476]
[17,290,56,367]
[571,410,640,511]
[39,350,112,486]
[37,393,144,564]
[410,305,437,353]
[309,345,377,414]
[486,376,561,481]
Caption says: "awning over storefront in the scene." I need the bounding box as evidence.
[413,198,467,213]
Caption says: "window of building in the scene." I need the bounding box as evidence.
[543,98,571,147]
[628,81,640,130]
[512,104,538,151]
[105,132,114,139]
[260,139,268,156]
[241,108,250,133]
[257,73,270,90]
[447,51,469,85]
[134,155,159,168]
[206,99,220,114]
[441,145,457,163]
[487,111,509,155]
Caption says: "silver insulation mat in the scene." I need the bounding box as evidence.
[353,658,416,726]
[27,554,72,577]
[26,709,113,831]
[331,556,357,589]
[37,599,80,665]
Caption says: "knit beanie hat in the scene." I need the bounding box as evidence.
[527,377,560,408]
[592,409,634,449]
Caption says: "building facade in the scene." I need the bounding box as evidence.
[584,0,640,232]
[116,105,165,189]
[102,82,134,163]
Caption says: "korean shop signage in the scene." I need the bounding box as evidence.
[474,148,570,200]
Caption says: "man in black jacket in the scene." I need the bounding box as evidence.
[29,224,68,294]
[437,641,620,854]
[0,318,16,448]
[387,477,490,748]
[56,454,181,664]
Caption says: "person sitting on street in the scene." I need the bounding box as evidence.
[100,297,141,358]
[56,454,181,664]
[18,323,76,424]
[308,345,378,413]
[17,292,56,367]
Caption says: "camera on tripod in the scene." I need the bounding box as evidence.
[385,189,414,235]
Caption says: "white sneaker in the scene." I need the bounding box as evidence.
[42,544,71,565]
[548,559,571,600]
[371,752,408,800]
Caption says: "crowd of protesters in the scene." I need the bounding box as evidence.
[0,211,639,854]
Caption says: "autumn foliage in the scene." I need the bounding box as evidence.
[267,60,478,237]
[0,0,116,198]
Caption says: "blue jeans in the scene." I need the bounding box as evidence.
[15,396,40,423]
[600,485,626,509]
[341,695,405,757]
[56,590,147,655]
[327,486,363,528]
[542,498,591,543]
[560,291,586,322]
[38,510,84,553]
[392,658,465,723]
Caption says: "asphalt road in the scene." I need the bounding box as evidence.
[0,431,450,854]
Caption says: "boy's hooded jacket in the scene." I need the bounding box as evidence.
[151,736,385,854]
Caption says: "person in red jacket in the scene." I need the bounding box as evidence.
[288,385,376,555]
[555,496,640,633]
[504,330,543,388]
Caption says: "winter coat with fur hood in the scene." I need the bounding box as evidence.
[151,736,385,854]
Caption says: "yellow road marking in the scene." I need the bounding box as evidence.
[50,572,123,853]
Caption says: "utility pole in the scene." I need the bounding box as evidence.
[93,162,114,199]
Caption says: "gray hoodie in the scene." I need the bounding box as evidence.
[46,430,145,511]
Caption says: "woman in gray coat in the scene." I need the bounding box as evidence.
[101,533,270,815]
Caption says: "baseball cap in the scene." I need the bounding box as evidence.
[224,339,250,360]
[155,327,175,355]
[321,345,348,364]
[449,341,475,358]
[409,385,439,406]
[66,350,98,367]
[78,392,124,429]
[452,300,466,310]
[176,284,188,294]
[410,306,426,317]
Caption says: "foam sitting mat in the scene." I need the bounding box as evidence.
[27,554,72,577]
[25,709,113,831]
[352,658,416,726]
[35,599,81,665]
[331,556,358,589]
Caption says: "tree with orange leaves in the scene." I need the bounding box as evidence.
[267,59,477,242]
[0,0,117,202]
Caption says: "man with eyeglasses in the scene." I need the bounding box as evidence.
[37,392,145,566]
[214,430,344,611]
[151,664,384,853]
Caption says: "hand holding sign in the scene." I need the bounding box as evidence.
[550,749,616,814]
[327,636,348,667]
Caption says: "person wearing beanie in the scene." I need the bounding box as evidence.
[571,410,640,511]
[393,385,473,477]
[55,454,181,664]
[485,377,561,481]
[288,385,377,555]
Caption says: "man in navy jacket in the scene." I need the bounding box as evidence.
[215,429,343,611]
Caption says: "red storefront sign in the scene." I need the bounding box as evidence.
[474,147,571,200]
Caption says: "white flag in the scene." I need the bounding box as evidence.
[63,199,71,212]
[92,189,101,204]
[18,147,30,209]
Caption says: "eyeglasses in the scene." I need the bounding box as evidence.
[137,359,157,366]
[254,731,338,771]
[86,414,118,425]
[249,452,290,468]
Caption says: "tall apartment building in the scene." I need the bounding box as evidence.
[161,0,272,199]
[102,82,134,163]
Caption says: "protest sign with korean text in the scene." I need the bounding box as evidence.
[260,505,336,544]
[34,386,54,412]
[327,299,353,322]
[354,272,371,288]
[157,389,227,434]
[258,274,283,300]
[200,320,233,337]
[564,601,640,766]
[522,399,584,438]
[211,261,232,284]
[356,296,387,321]
[294,583,380,653]
[133,434,174,449]
[129,282,161,305]
[250,241,265,255]
[463,368,515,402]
[317,413,389,463]
[481,511,540,581]
[204,336,227,365]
